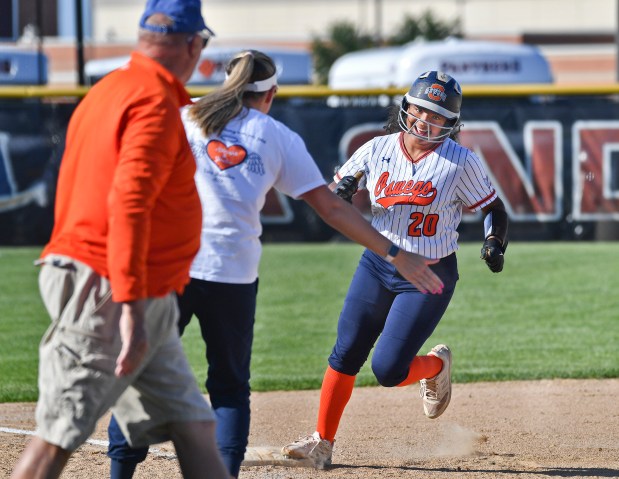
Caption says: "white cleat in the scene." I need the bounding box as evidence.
[419,344,452,419]
[281,431,333,469]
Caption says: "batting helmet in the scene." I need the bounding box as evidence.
[398,70,462,142]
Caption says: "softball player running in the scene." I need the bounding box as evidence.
[282,70,508,468]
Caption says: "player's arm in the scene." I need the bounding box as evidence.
[300,185,444,295]
[480,197,509,273]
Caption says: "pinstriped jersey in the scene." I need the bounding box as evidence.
[336,132,497,259]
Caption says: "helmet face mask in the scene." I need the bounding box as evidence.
[398,106,456,143]
[399,70,462,142]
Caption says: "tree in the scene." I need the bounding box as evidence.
[311,10,460,84]
[388,11,460,46]
[311,22,375,85]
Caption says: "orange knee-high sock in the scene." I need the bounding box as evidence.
[396,355,443,387]
[316,366,356,443]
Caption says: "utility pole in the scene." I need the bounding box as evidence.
[616,0,619,81]
[75,0,85,85]
[35,0,45,84]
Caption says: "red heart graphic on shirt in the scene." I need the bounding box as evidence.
[207,140,247,170]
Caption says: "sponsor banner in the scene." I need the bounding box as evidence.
[1,93,618,244]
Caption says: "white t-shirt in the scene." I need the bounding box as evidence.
[182,107,325,283]
[336,133,496,259]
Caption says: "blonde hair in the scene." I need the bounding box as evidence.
[189,50,277,136]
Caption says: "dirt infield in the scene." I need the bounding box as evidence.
[1,379,618,479]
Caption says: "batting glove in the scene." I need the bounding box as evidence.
[334,175,360,203]
[480,237,505,273]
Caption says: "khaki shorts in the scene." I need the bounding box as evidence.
[36,255,214,451]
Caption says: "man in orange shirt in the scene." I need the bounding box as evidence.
[10,1,229,478]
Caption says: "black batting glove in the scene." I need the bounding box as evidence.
[480,237,505,273]
[333,175,359,203]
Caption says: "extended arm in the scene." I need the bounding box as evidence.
[300,185,444,294]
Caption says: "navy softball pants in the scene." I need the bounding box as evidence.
[328,250,458,385]
[108,278,258,479]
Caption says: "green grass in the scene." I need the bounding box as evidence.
[0,248,49,401]
[0,242,617,402]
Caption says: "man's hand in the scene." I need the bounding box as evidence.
[115,300,149,377]
[480,237,505,273]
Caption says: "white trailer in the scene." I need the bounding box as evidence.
[328,38,553,88]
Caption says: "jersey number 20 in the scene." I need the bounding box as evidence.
[408,213,438,237]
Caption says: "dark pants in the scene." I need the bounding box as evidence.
[107,278,258,478]
[328,250,458,385]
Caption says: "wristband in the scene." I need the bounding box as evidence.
[384,244,400,263]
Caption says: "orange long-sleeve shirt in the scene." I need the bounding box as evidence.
[42,52,202,302]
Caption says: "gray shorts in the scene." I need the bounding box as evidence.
[36,255,214,451]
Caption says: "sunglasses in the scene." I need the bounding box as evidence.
[187,32,211,50]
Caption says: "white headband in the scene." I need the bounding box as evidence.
[244,73,278,92]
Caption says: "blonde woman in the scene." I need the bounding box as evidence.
[107,50,443,479]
